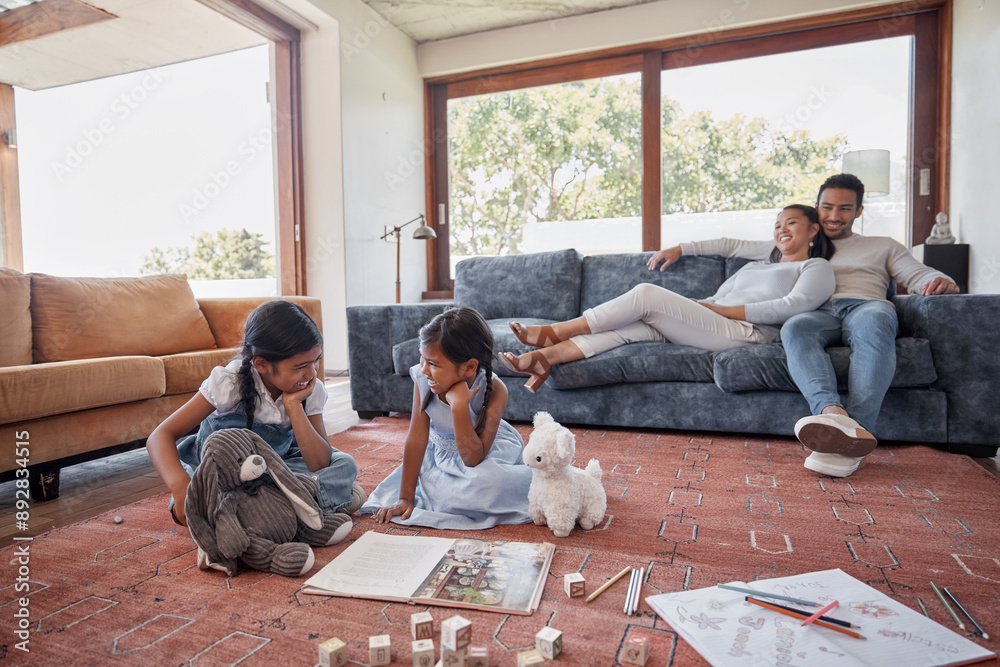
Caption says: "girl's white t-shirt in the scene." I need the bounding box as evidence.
[199,358,328,426]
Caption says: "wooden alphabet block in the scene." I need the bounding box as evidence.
[466,645,488,667]
[441,647,467,667]
[369,634,391,666]
[622,635,650,666]
[535,626,563,659]
[516,648,546,666]
[412,611,435,640]
[412,638,435,667]
[440,615,472,651]
[564,572,586,597]
[319,637,347,667]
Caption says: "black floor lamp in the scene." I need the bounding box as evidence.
[380,214,437,303]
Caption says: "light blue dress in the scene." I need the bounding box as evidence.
[360,365,532,529]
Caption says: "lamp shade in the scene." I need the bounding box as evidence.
[413,223,437,240]
[842,149,890,196]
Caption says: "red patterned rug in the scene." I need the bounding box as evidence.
[3,417,998,665]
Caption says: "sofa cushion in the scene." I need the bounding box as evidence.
[580,254,727,312]
[160,347,239,395]
[547,343,715,389]
[0,356,165,425]
[0,267,32,367]
[713,338,938,393]
[30,273,217,363]
[454,249,583,322]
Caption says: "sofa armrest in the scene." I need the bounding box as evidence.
[198,297,323,348]
[347,303,451,413]
[895,293,1000,446]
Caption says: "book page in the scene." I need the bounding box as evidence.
[646,569,994,667]
[303,532,454,598]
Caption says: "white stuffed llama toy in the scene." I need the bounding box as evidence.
[523,411,606,538]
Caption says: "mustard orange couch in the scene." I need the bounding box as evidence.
[0,267,321,500]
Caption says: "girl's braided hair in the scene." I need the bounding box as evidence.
[418,307,495,435]
[235,300,323,428]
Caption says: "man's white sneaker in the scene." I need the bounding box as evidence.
[794,414,878,457]
[804,452,866,477]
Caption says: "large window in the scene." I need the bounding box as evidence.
[426,4,948,294]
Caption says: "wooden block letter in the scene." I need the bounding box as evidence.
[564,572,586,598]
[622,635,650,666]
[441,615,472,651]
[516,648,546,666]
[467,645,488,667]
[412,638,435,667]
[369,634,391,666]
[535,626,563,659]
[319,637,347,667]
[412,611,435,640]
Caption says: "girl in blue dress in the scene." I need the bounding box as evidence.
[361,307,532,529]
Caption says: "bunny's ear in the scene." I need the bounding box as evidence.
[185,433,232,572]
[243,429,324,530]
[533,411,554,427]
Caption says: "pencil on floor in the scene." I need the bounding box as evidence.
[624,568,637,615]
[633,567,645,614]
[930,582,965,631]
[943,587,989,639]
[587,566,632,603]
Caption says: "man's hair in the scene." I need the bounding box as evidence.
[817,173,865,209]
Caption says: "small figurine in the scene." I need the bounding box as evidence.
[926,211,955,244]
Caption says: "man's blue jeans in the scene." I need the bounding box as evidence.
[780,299,898,434]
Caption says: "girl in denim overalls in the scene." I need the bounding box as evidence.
[147,300,363,526]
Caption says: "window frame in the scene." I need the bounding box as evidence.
[423,0,951,297]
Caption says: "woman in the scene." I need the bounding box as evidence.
[501,204,835,392]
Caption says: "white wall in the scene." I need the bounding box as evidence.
[951,0,1000,294]
[286,0,426,368]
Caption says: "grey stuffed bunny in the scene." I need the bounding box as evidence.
[185,428,353,577]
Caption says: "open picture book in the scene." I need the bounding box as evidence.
[646,568,995,667]
[302,532,555,615]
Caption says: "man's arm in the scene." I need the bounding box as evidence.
[887,241,959,295]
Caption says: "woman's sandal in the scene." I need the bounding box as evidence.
[509,321,562,348]
[500,351,552,393]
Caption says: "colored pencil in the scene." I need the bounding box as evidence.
[745,597,861,628]
[746,597,867,640]
[634,567,645,614]
[930,581,966,631]
[624,568,637,614]
[802,600,839,626]
[944,587,989,639]
[587,566,632,602]
[717,583,822,607]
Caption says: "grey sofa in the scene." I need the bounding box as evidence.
[347,249,1000,458]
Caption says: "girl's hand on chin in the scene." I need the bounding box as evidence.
[281,377,315,406]
[445,382,481,406]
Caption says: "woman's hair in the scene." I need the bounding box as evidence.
[769,204,835,263]
[418,307,495,435]
[236,300,323,428]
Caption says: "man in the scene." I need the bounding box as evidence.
[649,174,958,477]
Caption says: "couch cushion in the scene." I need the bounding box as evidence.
[454,249,583,321]
[30,273,217,363]
[580,254,727,312]
[0,267,32,367]
[713,338,938,393]
[160,347,239,395]
[547,343,715,389]
[0,356,165,425]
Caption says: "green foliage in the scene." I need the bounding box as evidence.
[447,77,846,255]
[140,228,275,280]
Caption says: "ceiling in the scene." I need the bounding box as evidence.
[0,0,662,90]
[359,0,660,44]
